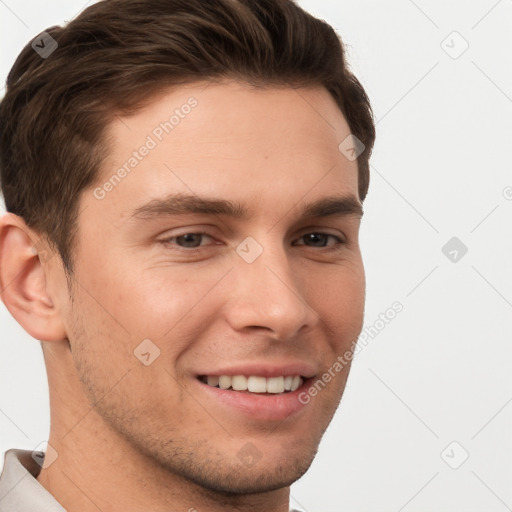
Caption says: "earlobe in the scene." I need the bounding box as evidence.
[0,213,67,342]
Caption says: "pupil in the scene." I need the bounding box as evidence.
[307,233,326,246]
[179,234,201,247]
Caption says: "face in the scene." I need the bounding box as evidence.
[56,80,365,493]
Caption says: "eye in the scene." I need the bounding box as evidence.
[159,231,345,251]
[294,232,345,248]
[160,232,215,249]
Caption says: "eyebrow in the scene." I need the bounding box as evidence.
[130,193,363,222]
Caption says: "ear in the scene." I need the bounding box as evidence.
[0,213,67,342]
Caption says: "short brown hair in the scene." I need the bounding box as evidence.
[0,0,375,273]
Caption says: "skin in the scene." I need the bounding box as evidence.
[0,80,366,512]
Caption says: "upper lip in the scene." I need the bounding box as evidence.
[196,362,317,379]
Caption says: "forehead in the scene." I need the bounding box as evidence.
[87,80,360,226]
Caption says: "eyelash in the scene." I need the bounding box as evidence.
[159,231,346,252]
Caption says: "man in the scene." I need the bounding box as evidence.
[0,0,375,510]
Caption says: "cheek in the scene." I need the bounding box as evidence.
[66,284,187,417]
[310,262,365,339]
[67,305,132,411]
[75,254,221,341]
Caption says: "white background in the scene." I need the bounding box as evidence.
[1,1,511,511]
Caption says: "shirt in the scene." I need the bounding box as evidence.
[0,449,66,511]
[0,449,303,512]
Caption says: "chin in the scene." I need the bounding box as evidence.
[129,431,321,497]
[176,447,318,496]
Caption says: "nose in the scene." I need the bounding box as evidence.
[223,239,320,341]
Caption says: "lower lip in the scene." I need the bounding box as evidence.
[196,378,312,422]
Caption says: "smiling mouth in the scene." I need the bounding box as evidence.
[199,375,304,394]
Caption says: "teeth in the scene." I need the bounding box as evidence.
[203,374,304,394]
[207,375,219,387]
[267,376,285,393]
[291,375,301,392]
[232,375,248,391]
[248,376,267,393]
[219,375,231,389]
